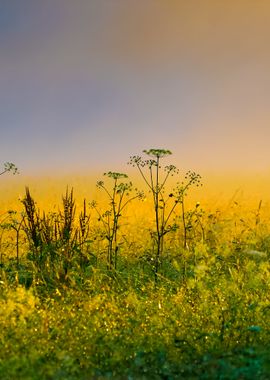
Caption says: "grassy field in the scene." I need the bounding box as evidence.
[0,167,270,379]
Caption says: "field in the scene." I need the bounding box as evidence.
[0,164,270,379]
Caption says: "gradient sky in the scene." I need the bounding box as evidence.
[1,0,270,175]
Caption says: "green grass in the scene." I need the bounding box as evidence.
[0,152,270,378]
[0,241,269,379]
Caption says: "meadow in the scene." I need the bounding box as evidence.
[0,151,270,380]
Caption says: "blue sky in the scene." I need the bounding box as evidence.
[1,0,270,174]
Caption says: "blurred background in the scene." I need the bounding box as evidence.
[1,0,270,182]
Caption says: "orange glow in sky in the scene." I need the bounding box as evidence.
[0,0,270,175]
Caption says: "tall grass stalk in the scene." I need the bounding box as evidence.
[91,172,143,270]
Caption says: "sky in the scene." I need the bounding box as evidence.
[1,0,270,175]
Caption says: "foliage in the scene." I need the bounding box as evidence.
[91,172,143,270]
[0,162,18,176]
[129,149,201,281]
[21,187,91,284]
[0,151,270,379]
